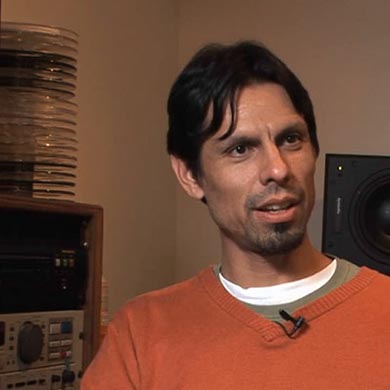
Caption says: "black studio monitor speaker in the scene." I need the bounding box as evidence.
[322,154,390,275]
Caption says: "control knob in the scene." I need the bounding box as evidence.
[17,321,44,364]
[62,369,76,384]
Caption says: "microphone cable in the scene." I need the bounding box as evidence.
[274,309,306,338]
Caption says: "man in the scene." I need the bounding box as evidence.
[82,41,390,389]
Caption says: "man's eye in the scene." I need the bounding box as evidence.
[284,133,302,145]
[230,145,248,156]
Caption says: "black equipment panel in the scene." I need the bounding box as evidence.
[0,210,89,313]
[322,153,390,275]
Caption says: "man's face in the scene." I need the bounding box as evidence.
[189,83,317,256]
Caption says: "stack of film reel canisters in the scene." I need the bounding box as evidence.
[0,22,79,199]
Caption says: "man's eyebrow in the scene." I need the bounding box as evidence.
[219,120,306,139]
[276,118,307,130]
[214,135,261,150]
[272,125,309,146]
[278,122,308,134]
[211,118,308,148]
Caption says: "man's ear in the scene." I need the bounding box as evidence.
[170,155,205,200]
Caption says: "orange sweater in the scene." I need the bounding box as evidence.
[82,265,390,389]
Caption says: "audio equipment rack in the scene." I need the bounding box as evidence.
[0,195,103,389]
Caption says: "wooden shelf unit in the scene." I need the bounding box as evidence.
[0,195,103,369]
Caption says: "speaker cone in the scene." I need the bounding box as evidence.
[350,171,390,259]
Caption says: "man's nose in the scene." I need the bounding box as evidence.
[258,144,290,185]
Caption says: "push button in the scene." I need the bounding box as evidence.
[49,352,61,360]
[49,323,61,335]
[61,321,73,334]
[51,374,61,383]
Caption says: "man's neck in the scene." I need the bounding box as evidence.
[220,235,331,288]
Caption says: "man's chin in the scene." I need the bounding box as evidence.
[248,225,306,256]
[273,221,292,234]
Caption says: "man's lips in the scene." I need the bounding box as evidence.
[255,197,300,211]
[251,197,300,223]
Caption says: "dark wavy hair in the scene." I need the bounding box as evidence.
[167,41,319,177]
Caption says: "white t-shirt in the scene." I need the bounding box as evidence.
[219,259,337,306]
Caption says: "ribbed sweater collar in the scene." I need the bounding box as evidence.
[197,265,378,342]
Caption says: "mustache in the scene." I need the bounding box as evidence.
[245,182,304,210]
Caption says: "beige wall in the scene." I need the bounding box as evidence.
[3,0,390,312]
[3,0,178,316]
[175,0,390,280]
